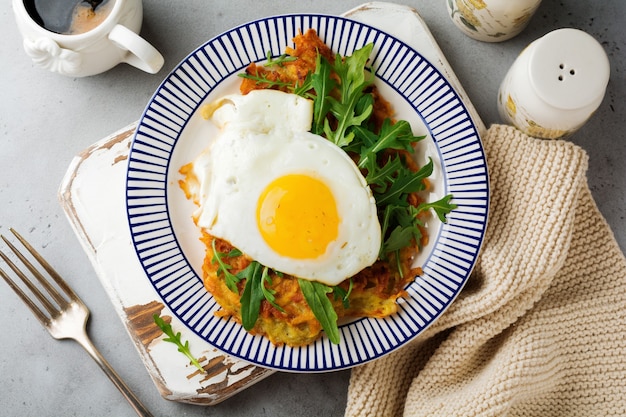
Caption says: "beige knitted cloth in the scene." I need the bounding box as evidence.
[345,124,626,416]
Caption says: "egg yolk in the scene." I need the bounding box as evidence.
[257,174,339,259]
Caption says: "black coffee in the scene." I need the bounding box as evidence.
[24,0,113,34]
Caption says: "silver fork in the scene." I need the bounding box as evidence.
[0,228,154,417]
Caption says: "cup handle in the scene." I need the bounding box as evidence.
[108,24,164,74]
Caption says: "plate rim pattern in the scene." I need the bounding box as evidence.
[125,13,489,372]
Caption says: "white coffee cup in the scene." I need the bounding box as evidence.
[12,0,164,77]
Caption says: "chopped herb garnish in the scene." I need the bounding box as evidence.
[153,314,204,372]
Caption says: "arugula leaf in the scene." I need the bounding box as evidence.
[381,206,418,251]
[323,43,375,147]
[153,314,204,372]
[332,279,353,309]
[264,51,297,67]
[261,267,285,313]
[416,194,457,223]
[363,155,403,194]
[213,243,289,331]
[298,279,340,344]
[310,54,336,135]
[378,204,419,259]
[375,158,433,206]
[379,193,456,259]
[357,119,422,169]
[292,72,314,98]
[239,262,264,331]
[237,72,293,90]
[211,239,241,293]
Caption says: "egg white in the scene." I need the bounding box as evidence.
[188,89,381,286]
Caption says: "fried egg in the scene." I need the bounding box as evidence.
[186,89,381,286]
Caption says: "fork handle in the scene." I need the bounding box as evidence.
[73,331,154,417]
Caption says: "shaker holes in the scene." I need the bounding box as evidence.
[558,63,576,81]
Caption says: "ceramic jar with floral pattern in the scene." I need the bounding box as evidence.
[447,0,542,42]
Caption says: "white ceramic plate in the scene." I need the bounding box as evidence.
[126,14,489,372]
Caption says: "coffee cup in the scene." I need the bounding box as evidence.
[12,0,164,77]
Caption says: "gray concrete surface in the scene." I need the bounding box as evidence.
[1,1,624,416]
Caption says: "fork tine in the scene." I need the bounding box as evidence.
[0,246,61,316]
[4,228,78,308]
[9,228,80,302]
[2,230,154,416]
[0,262,50,326]
[1,229,74,316]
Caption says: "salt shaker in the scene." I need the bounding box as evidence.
[446,0,542,42]
[497,28,610,140]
